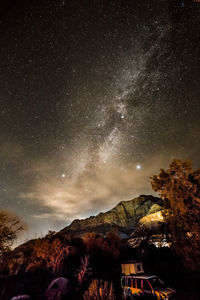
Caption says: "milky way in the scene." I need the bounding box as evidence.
[0,0,199,242]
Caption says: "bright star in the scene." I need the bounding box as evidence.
[61,174,66,178]
[136,164,141,170]
[121,115,125,119]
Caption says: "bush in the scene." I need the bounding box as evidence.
[83,279,115,300]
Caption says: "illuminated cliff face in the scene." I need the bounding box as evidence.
[139,210,164,225]
[59,195,163,237]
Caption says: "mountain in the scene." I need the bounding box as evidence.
[13,195,164,266]
[59,195,163,237]
[14,195,164,254]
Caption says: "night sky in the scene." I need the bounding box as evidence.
[0,0,199,242]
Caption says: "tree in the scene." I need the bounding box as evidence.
[26,237,68,273]
[76,255,91,286]
[151,159,200,269]
[0,210,24,255]
[83,231,122,260]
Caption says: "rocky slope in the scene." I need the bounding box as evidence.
[59,195,163,237]
[127,203,168,247]
[14,195,165,256]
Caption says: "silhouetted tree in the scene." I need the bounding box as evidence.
[0,210,24,255]
[151,159,200,269]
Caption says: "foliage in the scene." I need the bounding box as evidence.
[151,159,200,269]
[84,231,122,260]
[83,279,115,300]
[26,236,69,273]
[0,210,24,255]
[83,232,123,279]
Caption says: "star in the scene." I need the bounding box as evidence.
[0,0,199,246]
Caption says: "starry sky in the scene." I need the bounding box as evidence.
[0,0,199,242]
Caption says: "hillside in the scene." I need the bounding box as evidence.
[59,195,163,237]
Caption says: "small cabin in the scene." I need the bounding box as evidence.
[121,261,144,275]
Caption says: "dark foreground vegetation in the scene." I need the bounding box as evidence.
[0,232,199,299]
[0,159,199,299]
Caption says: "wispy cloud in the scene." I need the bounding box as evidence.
[19,153,167,224]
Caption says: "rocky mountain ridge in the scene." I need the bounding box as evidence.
[59,195,163,237]
[14,195,164,255]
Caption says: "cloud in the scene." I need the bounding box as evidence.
[19,153,167,225]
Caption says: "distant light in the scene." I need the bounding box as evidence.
[61,174,66,178]
[136,164,141,170]
[121,115,125,119]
